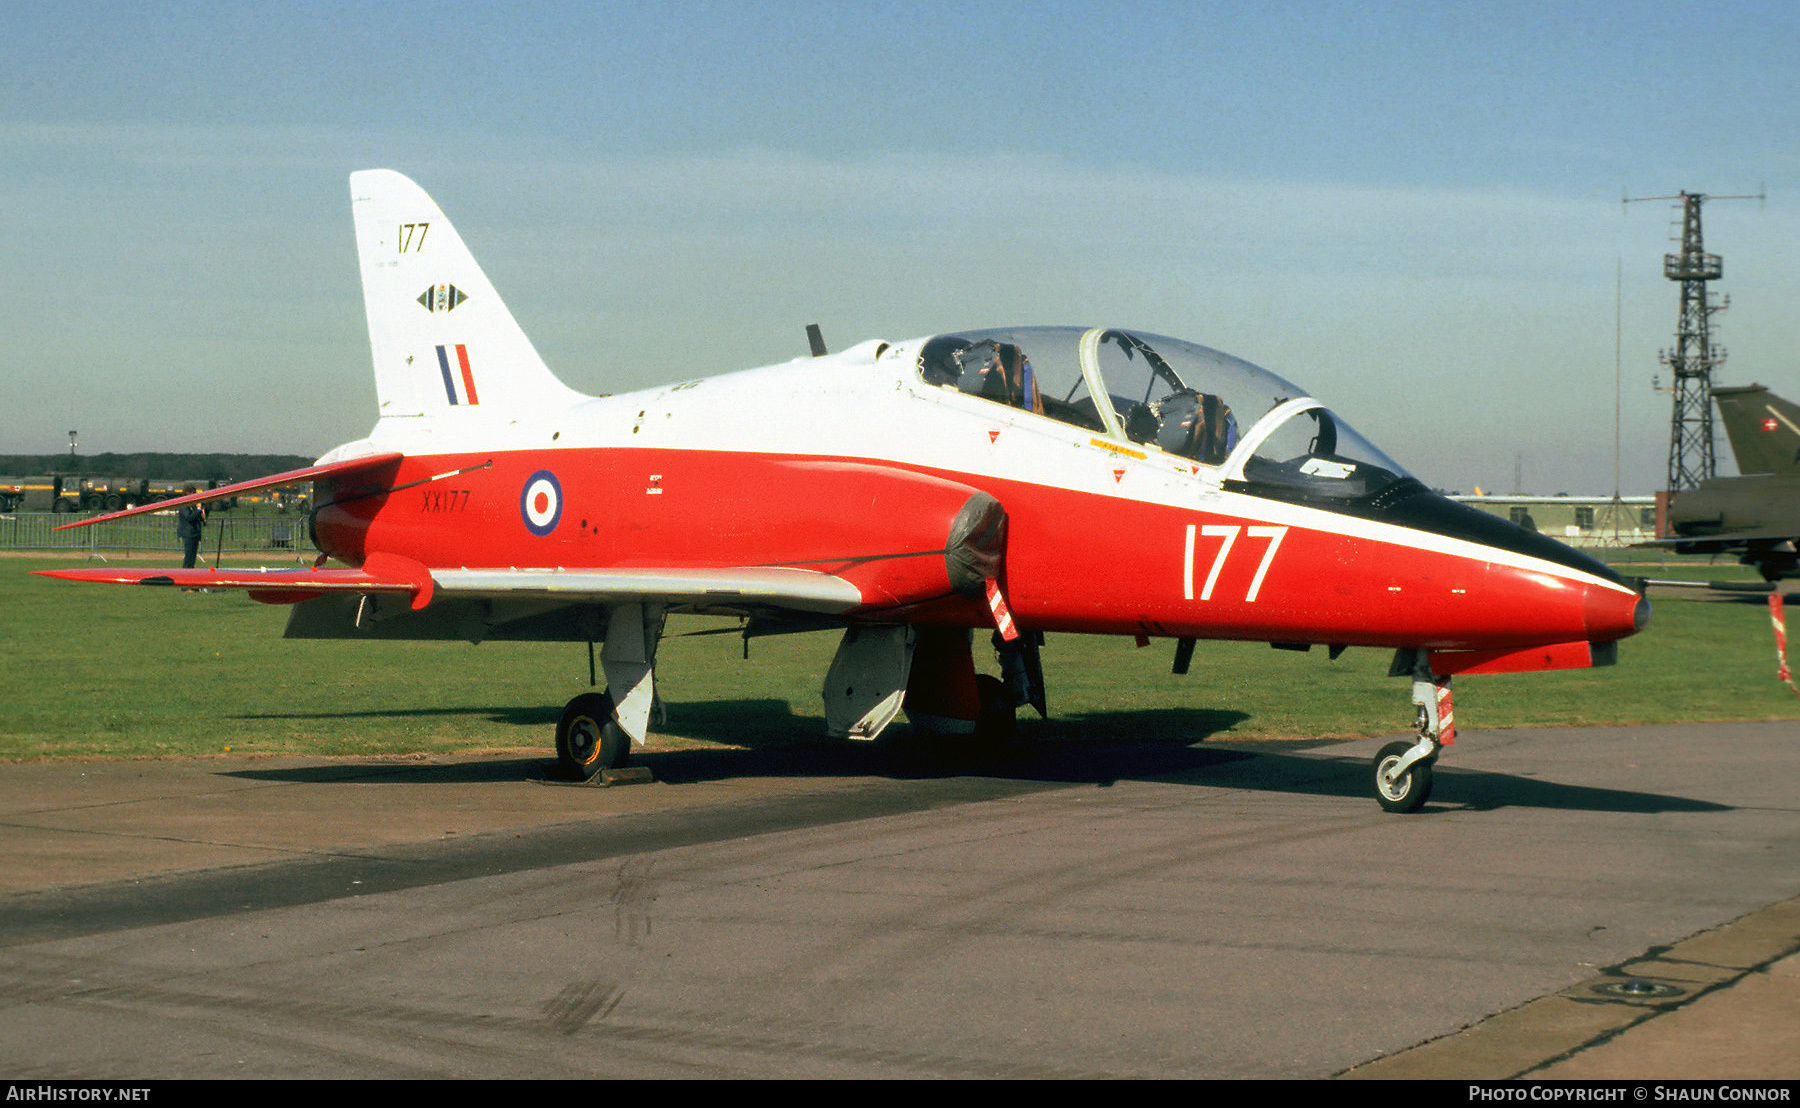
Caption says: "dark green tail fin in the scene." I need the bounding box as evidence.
[1715,384,1800,475]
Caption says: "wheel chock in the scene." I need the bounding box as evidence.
[535,764,656,787]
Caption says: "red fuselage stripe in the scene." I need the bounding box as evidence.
[311,446,1640,650]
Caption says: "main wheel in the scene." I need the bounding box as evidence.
[971,674,1017,749]
[1372,740,1433,813]
[556,692,629,777]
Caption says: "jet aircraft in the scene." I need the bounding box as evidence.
[42,170,1650,812]
[1664,383,1800,580]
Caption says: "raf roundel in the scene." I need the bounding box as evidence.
[520,470,563,536]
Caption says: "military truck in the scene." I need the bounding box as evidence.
[0,475,197,513]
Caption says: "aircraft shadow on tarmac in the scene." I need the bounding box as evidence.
[235,704,566,726]
[227,698,1728,816]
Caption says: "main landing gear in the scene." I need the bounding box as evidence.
[898,627,1042,752]
[554,603,665,780]
[556,691,629,777]
[1372,652,1453,813]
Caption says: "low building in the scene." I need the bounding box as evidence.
[1449,495,1657,548]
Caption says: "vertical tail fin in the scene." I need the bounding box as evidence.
[1715,384,1800,476]
[350,170,586,419]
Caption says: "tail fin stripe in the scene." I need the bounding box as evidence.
[456,344,480,406]
[435,345,459,405]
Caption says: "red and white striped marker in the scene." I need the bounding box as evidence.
[1433,675,1456,746]
[985,577,1019,642]
[1771,592,1800,699]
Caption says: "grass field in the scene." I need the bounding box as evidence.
[3,552,1797,762]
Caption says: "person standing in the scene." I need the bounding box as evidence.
[177,501,206,568]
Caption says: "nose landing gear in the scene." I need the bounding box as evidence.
[1373,654,1453,813]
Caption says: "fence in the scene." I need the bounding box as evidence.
[0,512,309,557]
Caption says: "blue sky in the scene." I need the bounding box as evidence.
[4,1,1797,494]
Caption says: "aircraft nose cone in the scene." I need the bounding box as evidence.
[1585,582,1651,641]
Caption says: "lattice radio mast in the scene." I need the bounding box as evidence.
[1625,189,1761,491]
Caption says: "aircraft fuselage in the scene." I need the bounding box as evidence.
[311,336,1645,653]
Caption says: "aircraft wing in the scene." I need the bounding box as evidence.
[428,567,861,613]
[49,452,405,531]
[36,559,864,615]
[1641,529,1800,546]
[1639,577,1775,592]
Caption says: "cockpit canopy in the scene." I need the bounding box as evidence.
[918,326,1411,505]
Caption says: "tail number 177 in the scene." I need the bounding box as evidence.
[1183,524,1288,602]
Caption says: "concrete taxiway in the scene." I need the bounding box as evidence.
[0,723,1796,1079]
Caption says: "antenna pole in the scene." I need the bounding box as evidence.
[1620,253,1634,507]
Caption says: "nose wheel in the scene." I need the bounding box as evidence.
[1372,737,1434,813]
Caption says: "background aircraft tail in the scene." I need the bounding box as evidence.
[1715,384,1800,476]
[350,169,587,420]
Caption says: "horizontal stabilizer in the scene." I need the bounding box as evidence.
[38,561,861,618]
[36,551,435,609]
[51,452,404,532]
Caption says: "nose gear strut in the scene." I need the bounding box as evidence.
[1372,651,1452,813]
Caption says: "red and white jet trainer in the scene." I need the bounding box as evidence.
[43,170,1649,812]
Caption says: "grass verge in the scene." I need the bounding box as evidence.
[2,553,1795,761]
